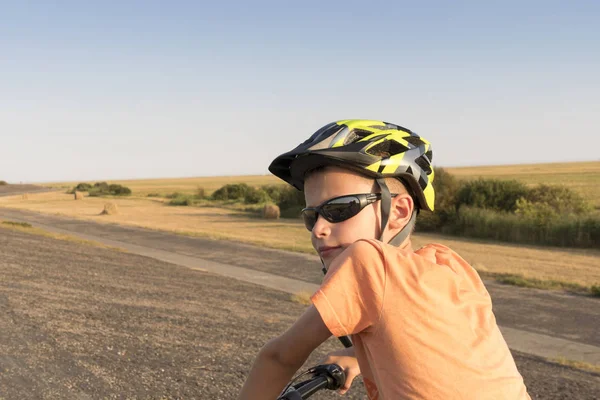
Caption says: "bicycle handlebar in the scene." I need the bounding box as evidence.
[277,364,345,400]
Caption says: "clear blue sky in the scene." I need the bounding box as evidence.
[1,1,599,183]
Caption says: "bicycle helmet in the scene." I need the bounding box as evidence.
[269,119,435,247]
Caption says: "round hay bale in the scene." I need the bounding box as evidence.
[101,202,118,215]
[262,204,280,219]
[74,191,85,200]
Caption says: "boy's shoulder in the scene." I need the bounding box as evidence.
[346,238,456,260]
[343,238,469,273]
[341,238,386,263]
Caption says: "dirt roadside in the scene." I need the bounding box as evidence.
[0,185,57,197]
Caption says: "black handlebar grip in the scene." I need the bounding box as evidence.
[279,391,303,400]
[338,335,353,348]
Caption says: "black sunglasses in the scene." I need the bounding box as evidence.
[301,193,397,231]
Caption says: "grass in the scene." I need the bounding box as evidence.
[480,272,597,296]
[550,357,600,374]
[290,292,313,305]
[2,221,33,228]
[0,219,126,252]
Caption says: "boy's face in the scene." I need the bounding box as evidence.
[304,167,381,269]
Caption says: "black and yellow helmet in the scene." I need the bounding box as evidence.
[269,119,435,212]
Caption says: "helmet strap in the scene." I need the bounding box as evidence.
[375,178,416,247]
[376,178,391,240]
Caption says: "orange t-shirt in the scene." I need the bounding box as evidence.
[311,239,531,400]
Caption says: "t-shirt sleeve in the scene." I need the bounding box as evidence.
[311,239,386,337]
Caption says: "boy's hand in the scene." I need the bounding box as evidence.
[320,347,361,395]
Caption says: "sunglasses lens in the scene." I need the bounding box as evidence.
[301,209,318,231]
[321,196,361,222]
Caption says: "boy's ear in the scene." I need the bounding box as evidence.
[388,193,414,231]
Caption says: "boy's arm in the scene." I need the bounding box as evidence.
[237,305,332,400]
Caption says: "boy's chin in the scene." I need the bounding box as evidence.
[321,249,343,270]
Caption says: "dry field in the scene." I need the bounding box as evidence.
[42,175,280,197]
[1,191,599,289]
[39,161,600,207]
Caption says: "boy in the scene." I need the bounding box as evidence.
[238,120,530,399]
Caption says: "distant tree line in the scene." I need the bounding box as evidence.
[70,182,132,196]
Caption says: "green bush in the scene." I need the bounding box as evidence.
[591,285,600,297]
[419,175,597,247]
[456,179,528,212]
[446,206,600,248]
[166,192,184,199]
[417,208,458,232]
[94,182,110,192]
[0,180,8,185]
[118,186,132,195]
[515,198,559,222]
[212,183,252,201]
[279,206,304,219]
[244,187,271,204]
[85,182,131,197]
[523,184,591,215]
[211,183,274,204]
[75,182,93,191]
[87,188,102,197]
[213,188,228,200]
[107,184,131,196]
[261,185,287,204]
[416,167,461,232]
[169,195,196,206]
[433,168,460,209]
[277,186,306,218]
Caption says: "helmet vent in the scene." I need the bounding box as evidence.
[344,129,374,145]
[353,129,374,139]
[368,124,388,130]
[301,123,342,146]
[404,136,426,147]
[366,140,409,158]
[425,150,433,163]
[377,122,413,133]
[414,155,432,174]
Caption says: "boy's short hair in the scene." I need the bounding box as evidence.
[304,166,417,236]
[305,165,411,197]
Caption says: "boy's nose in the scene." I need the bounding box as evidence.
[311,214,331,238]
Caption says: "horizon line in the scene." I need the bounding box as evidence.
[11,159,597,185]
